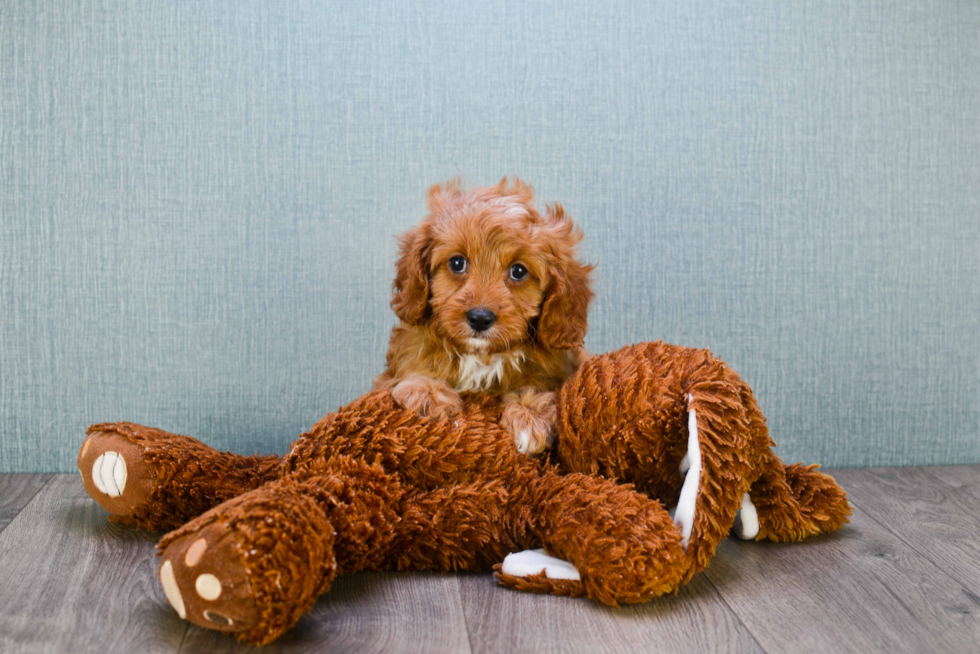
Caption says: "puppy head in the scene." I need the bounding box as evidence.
[391,178,593,353]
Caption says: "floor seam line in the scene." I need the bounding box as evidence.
[175,621,192,654]
[456,574,478,654]
[700,567,771,654]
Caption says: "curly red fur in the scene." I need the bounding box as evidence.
[378,178,594,454]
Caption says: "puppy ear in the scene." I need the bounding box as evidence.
[391,222,433,325]
[426,178,463,214]
[537,204,594,350]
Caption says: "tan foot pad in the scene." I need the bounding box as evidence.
[501,549,580,580]
[158,522,260,634]
[77,430,156,517]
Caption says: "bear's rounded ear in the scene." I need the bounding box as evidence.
[391,222,433,325]
[536,204,594,350]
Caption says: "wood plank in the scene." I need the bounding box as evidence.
[458,570,763,654]
[831,466,980,593]
[3,467,977,653]
[179,572,472,654]
[0,475,187,654]
[0,474,52,533]
[921,464,980,495]
[702,504,980,654]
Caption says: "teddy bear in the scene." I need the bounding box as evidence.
[78,340,850,645]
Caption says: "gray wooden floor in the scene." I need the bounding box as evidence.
[1,467,978,654]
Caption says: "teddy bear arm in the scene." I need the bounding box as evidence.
[681,384,849,572]
[675,387,759,576]
[551,344,752,575]
[501,470,687,606]
[552,343,850,582]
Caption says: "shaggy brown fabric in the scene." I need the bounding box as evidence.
[554,342,851,579]
[750,458,851,542]
[81,422,280,532]
[79,341,850,645]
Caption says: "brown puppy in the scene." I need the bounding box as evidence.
[374,178,593,455]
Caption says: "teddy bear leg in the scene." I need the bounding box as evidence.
[497,471,687,605]
[79,422,281,531]
[156,457,409,645]
[156,477,336,644]
[741,451,851,542]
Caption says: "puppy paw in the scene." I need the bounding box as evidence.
[501,390,556,456]
[391,376,463,419]
[501,407,552,455]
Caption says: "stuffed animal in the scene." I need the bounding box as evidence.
[78,341,850,645]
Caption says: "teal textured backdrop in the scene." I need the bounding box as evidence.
[1,0,978,472]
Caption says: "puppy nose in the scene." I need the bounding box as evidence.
[466,308,496,332]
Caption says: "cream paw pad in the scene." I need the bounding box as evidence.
[77,428,156,518]
[91,451,127,497]
[157,522,260,634]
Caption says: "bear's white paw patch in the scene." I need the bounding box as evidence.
[91,451,127,497]
[501,549,580,580]
[732,492,760,540]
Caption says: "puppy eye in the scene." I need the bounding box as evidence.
[448,256,467,274]
[509,263,528,281]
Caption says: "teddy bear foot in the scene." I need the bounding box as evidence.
[156,478,339,645]
[501,549,580,580]
[494,549,585,597]
[78,427,157,520]
[80,422,285,532]
[158,522,261,635]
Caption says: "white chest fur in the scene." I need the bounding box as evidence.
[455,350,524,393]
